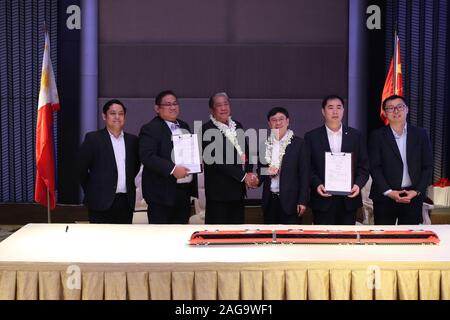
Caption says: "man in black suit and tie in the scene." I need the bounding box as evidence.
[139,90,198,224]
[202,92,258,224]
[258,107,310,224]
[79,99,140,223]
[369,95,433,224]
[304,95,369,225]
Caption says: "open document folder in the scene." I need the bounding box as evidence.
[325,152,353,195]
[173,133,202,173]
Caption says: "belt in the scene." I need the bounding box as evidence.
[271,192,280,197]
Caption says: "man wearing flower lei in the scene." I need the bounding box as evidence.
[368,95,432,224]
[305,95,369,225]
[202,92,258,224]
[258,107,310,224]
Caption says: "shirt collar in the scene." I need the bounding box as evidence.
[325,124,342,136]
[390,123,408,138]
[165,120,180,130]
[273,131,291,143]
[211,116,231,128]
[107,130,124,139]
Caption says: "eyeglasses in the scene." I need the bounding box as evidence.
[107,111,125,117]
[269,117,287,123]
[384,104,406,113]
[158,101,179,108]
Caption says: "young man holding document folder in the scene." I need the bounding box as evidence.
[139,90,198,224]
[304,95,369,225]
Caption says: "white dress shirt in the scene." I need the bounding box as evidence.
[269,133,292,193]
[270,138,281,193]
[383,123,412,195]
[108,130,127,193]
[325,124,343,153]
[166,120,193,184]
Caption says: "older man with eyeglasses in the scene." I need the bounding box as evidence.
[139,90,198,224]
[368,94,433,225]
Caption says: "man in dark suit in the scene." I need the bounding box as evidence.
[79,99,140,223]
[202,92,258,224]
[139,90,198,224]
[304,95,369,225]
[258,107,310,224]
[369,95,433,224]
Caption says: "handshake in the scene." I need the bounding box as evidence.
[244,172,259,189]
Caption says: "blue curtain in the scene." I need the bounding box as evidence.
[0,0,58,203]
[385,0,449,181]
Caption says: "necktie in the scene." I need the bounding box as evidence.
[170,122,180,132]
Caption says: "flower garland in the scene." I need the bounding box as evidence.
[264,129,294,169]
[210,115,244,156]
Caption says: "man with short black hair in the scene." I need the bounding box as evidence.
[304,94,369,225]
[139,90,198,224]
[79,99,140,223]
[202,92,257,224]
[369,94,433,224]
[258,107,310,224]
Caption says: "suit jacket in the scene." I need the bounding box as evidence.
[78,128,140,211]
[202,119,253,202]
[139,116,198,206]
[304,125,369,211]
[368,124,433,202]
[258,135,310,216]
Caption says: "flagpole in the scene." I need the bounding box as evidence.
[44,22,50,224]
[393,26,398,95]
[47,187,51,223]
[44,21,51,226]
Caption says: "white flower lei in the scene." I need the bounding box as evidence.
[210,115,244,156]
[264,129,294,169]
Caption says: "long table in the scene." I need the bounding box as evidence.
[1,223,450,300]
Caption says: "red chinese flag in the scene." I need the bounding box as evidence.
[35,32,60,209]
[380,35,403,125]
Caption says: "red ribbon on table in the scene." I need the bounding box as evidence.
[433,178,450,187]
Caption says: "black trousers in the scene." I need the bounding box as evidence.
[205,199,245,224]
[147,186,191,224]
[264,193,302,224]
[373,195,423,225]
[312,196,356,225]
[88,193,133,224]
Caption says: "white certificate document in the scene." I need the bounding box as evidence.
[324,152,353,195]
[172,134,202,173]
